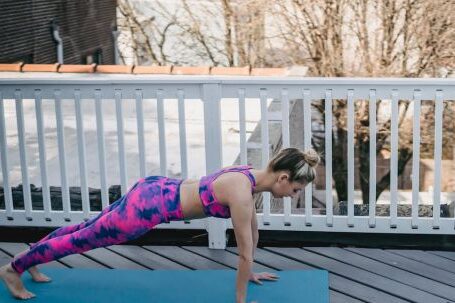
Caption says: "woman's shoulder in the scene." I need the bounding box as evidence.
[215,170,253,200]
[220,164,252,170]
[218,165,253,181]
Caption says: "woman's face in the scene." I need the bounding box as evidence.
[271,172,306,199]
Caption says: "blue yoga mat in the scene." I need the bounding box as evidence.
[1,268,329,302]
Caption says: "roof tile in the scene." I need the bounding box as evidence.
[133,65,172,74]
[0,64,292,77]
[22,63,59,72]
[96,65,133,74]
[172,66,210,75]
[250,68,288,76]
[0,63,24,72]
[59,64,96,73]
[210,66,250,76]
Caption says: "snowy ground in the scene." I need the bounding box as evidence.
[1,94,270,190]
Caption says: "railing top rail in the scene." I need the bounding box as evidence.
[0,73,455,86]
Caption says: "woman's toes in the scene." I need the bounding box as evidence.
[33,273,51,283]
[20,290,36,300]
[29,267,52,283]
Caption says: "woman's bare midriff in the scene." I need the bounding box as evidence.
[179,179,206,220]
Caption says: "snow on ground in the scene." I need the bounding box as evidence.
[1,95,270,189]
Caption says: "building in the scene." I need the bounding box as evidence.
[0,0,117,64]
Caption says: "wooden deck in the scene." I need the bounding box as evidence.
[1,242,455,303]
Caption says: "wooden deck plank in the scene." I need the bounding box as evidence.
[107,245,188,270]
[0,242,67,268]
[227,247,407,303]
[143,246,228,269]
[428,251,455,262]
[310,247,455,301]
[227,247,314,270]
[330,291,365,303]
[0,250,11,267]
[82,247,146,269]
[182,246,273,272]
[56,253,107,269]
[387,249,455,274]
[266,247,448,303]
[345,248,455,288]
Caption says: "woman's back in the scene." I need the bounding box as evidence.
[179,165,256,220]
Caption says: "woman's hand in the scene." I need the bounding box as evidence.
[249,272,279,285]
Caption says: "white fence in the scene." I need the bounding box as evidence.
[1,74,454,248]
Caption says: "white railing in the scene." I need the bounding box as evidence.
[1,74,454,249]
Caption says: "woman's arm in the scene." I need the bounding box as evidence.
[248,203,280,286]
[230,192,254,303]
[251,205,259,258]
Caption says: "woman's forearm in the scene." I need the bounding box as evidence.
[236,255,253,303]
[252,231,259,258]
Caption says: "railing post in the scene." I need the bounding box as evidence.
[202,83,227,249]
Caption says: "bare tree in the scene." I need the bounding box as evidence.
[174,0,268,66]
[117,0,178,65]
[272,0,454,76]
[272,0,347,76]
[232,0,268,66]
[411,0,455,76]
[116,0,286,67]
[271,0,455,203]
[116,0,455,204]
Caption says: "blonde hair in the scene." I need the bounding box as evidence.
[266,148,320,184]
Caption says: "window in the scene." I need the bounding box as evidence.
[82,49,102,64]
[1,54,33,64]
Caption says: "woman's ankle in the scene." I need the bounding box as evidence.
[8,263,21,275]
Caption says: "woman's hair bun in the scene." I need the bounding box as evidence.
[303,149,320,167]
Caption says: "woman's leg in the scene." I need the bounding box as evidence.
[28,198,123,250]
[11,178,164,274]
[1,177,165,299]
[17,180,145,284]
[13,198,124,283]
[28,177,148,250]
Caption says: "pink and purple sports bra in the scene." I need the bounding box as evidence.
[198,165,256,218]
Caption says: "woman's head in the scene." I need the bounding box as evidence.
[266,148,320,198]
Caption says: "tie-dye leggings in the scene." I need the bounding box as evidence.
[11,176,184,274]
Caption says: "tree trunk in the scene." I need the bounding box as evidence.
[332,128,348,202]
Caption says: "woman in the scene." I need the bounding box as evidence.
[0,147,319,302]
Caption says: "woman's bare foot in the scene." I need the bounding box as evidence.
[15,250,51,283]
[28,266,51,283]
[0,263,36,300]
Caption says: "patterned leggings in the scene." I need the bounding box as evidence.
[11,176,184,274]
